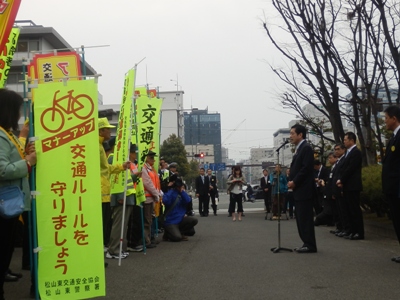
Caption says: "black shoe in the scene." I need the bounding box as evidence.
[146,243,157,248]
[227,214,232,217]
[391,256,400,262]
[214,212,217,216]
[151,239,160,244]
[8,270,23,279]
[330,229,340,234]
[349,233,364,240]
[5,274,19,282]
[295,246,317,253]
[343,233,353,239]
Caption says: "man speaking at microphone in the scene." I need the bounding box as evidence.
[287,124,317,253]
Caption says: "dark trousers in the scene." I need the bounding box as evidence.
[337,194,351,233]
[294,198,317,251]
[272,194,285,216]
[198,194,209,215]
[102,202,112,247]
[344,191,364,237]
[127,205,143,247]
[0,216,18,297]
[209,192,217,213]
[22,211,30,269]
[388,195,400,243]
[286,192,295,217]
[164,217,198,241]
[264,193,271,213]
[313,191,323,215]
[332,198,342,230]
[229,193,243,213]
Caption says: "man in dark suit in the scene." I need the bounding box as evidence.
[382,106,400,263]
[313,160,330,216]
[288,124,317,253]
[331,143,349,237]
[314,155,335,226]
[195,168,210,217]
[336,132,364,240]
[207,169,218,216]
[260,169,271,220]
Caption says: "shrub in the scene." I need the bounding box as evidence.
[360,164,388,217]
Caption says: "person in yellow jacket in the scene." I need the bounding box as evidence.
[98,117,130,250]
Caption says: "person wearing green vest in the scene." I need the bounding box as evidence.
[106,144,141,259]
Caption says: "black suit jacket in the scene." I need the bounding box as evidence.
[331,156,345,198]
[208,175,217,195]
[260,176,271,196]
[289,140,315,201]
[339,146,363,192]
[382,130,400,196]
[195,175,209,196]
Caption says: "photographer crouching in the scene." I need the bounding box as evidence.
[162,177,198,242]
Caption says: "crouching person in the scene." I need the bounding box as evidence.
[163,178,198,242]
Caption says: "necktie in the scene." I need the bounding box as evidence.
[201,176,204,183]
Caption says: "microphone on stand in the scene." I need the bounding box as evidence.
[276,140,289,152]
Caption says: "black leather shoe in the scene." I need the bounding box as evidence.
[8,270,23,278]
[296,246,317,253]
[343,233,353,239]
[349,233,364,240]
[4,274,18,282]
[330,229,340,234]
[395,257,400,263]
[338,232,350,237]
[391,256,400,262]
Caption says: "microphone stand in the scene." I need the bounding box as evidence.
[271,140,292,254]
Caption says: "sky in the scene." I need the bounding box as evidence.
[16,0,296,161]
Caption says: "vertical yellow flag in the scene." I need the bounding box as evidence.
[110,69,135,194]
[34,80,105,299]
[136,94,163,168]
[0,27,19,87]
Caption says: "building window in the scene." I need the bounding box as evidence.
[16,40,40,52]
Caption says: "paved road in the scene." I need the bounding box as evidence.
[6,193,400,300]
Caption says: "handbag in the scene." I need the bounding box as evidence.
[0,185,25,219]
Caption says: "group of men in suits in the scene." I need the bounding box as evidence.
[288,124,366,253]
[326,137,364,241]
[195,168,218,216]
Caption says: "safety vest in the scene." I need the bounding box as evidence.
[126,163,137,196]
[108,153,136,196]
[145,165,160,197]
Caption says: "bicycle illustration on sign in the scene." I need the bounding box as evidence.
[40,90,94,133]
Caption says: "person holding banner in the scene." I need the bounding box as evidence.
[98,118,130,251]
[141,151,162,247]
[0,89,36,300]
[107,144,141,259]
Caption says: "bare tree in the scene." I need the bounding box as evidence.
[263,0,400,165]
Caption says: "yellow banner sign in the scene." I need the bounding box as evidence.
[136,95,163,168]
[34,80,105,299]
[110,69,135,194]
[32,51,82,83]
[0,0,21,53]
[0,27,19,87]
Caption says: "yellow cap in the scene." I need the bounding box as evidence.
[98,117,116,129]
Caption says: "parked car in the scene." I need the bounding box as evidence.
[242,184,264,202]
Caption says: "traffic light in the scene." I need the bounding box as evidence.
[194,153,205,158]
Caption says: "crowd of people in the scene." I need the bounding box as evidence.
[2,86,400,299]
